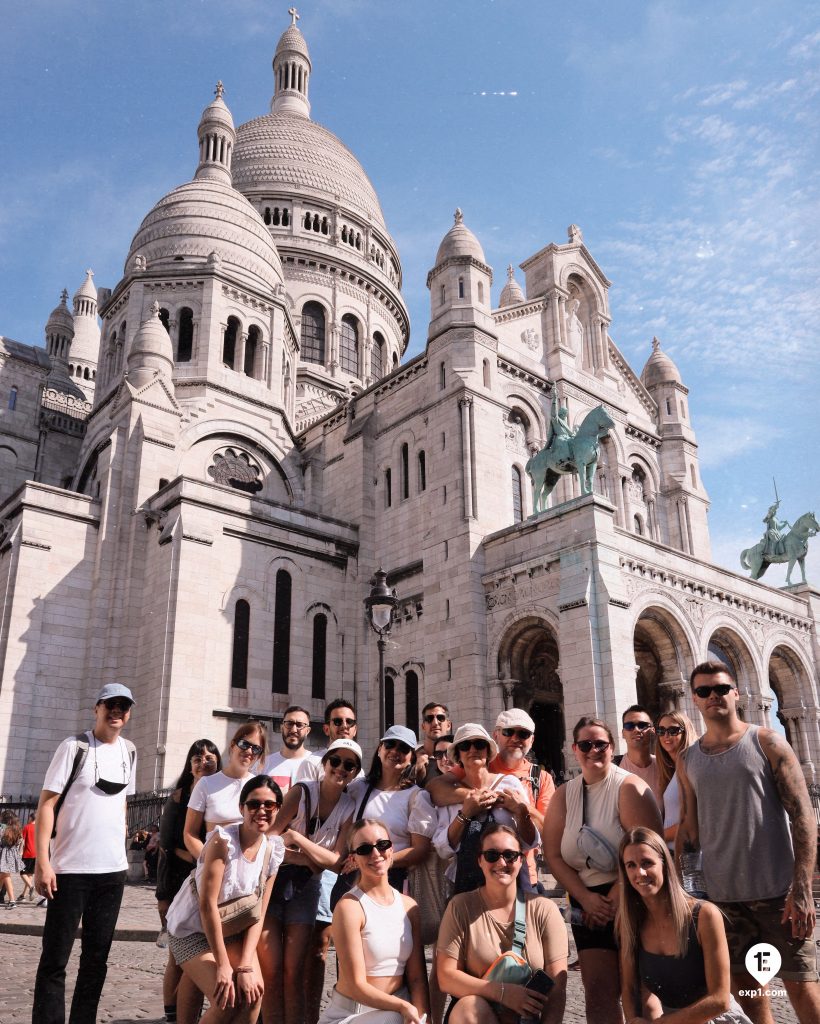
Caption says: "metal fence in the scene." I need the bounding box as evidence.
[0,790,172,832]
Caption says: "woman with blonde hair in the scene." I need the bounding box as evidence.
[654,710,697,853]
[617,826,751,1023]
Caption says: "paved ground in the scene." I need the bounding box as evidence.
[0,883,804,1022]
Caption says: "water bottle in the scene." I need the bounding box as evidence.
[680,850,708,899]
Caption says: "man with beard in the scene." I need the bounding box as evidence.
[264,705,314,797]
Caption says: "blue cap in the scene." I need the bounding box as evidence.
[96,683,136,706]
[380,724,417,748]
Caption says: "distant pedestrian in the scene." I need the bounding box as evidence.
[32,683,137,1024]
[19,812,37,902]
[0,810,24,907]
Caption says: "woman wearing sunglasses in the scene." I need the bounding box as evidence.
[318,819,429,1024]
[654,711,697,854]
[432,723,537,896]
[437,824,568,1023]
[617,826,752,1024]
[166,774,285,1024]
[345,726,435,895]
[260,740,361,1024]
[185,723,268,860]
[542,716,662,1024]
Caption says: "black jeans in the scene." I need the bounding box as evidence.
[32,871,126,1024]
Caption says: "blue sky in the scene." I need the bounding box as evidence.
[2,0,818,584]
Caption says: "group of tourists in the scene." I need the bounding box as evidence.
[25,661,819,1024]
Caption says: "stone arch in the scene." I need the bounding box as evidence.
[504,391,546,446]
[766,641,815,759]
[264,555,303,614]
[559,264,608,311]
[632,601,697,720]
[219,582,265,611]
[704,620,761,718]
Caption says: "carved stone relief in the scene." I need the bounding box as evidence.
[208,447,263,494]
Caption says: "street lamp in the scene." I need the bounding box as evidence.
[364,568,399,737]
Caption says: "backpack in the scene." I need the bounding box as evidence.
[52,732,137,837]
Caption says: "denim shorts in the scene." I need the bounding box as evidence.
[316,870,335,924]
[267,871,322,925]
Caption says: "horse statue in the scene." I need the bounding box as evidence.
[526,404,615,513]
[740,511,819,585]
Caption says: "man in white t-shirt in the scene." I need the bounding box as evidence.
[32,683,138,1024]
[263,704,315,796]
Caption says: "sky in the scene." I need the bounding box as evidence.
[1,0,818,585]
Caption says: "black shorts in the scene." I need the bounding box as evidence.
[570,881,618,952]
[22,858,35,874]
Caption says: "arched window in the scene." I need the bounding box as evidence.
[634,514,643,535]
[400,443,409,500]
[340,314,359,375]
[405,670,419,731]
[231,600,250,689]
[477,281,484,303]
[371,331,385,379]
[8,386,18,411]
[385,671,396,730]
[418,451,426,492]
[439,362,446,390]
[311,613,327,700]
[301,302,325,364]
[483,359,490,388]
[83,367,90,380]
[272,569,291,694]
[222,316,240,369]
[690,464,697,487]
[159,307,170,333]
[245,326,260,377]
[177,307,194,362]
[512,466,524,523]
[458,277,465,299]
[384,468,392,508]
[392,352,399,368]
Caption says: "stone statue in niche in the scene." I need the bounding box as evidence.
[208,448,263,494]
[566,298,584,355]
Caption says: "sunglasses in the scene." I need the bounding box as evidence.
[244,799,280,811]
[456,739,489,753]
[480,849,523,864]
[330,717,356,727]
[326,754,359,773]
[693,683,734,699]
[382,739,412,755]
[236,739,263,756]
[101,699,131,712]
[576,739,610,753]
[352,838,393,856]
[432,750,448,760]
[623,721,652,732]
[656,725,684,737]
[282,720,309,731]
[424,713,448,723]
[500,728,532,740]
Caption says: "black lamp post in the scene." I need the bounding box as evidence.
[364,568,399,738]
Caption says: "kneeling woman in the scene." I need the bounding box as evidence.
[618,827,752,1024]
[437,824,567,1024]
[166,775,285,1024]
[319,819,429,1024]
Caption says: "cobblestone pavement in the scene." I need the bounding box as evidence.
[0,884,803,1022]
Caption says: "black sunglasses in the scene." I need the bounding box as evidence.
[693,683,734,698]
[382,739,412,754]
[456,739,489,753]
[576,739,610,753]
[480,849,523,864]
[326,754,359,773]
[330,716,356,727]
[500,728,532,740]
[101,699,132,712]
[432,750,448,760]
[352,838,393,856]
[424,713,448,723]
[623,721,652,732]
[244,799,280,811]
[656,725,684,737]
[236,739,263,756]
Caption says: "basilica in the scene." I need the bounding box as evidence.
[0,16,817,794]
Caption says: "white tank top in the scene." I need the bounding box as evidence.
[349,886,413,976]
[560,766,629,886]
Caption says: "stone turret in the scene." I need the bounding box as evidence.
[70,270,100,400]
[127,301,175,389]
[427,209,495,341]
[499,264,525,307]
[196,81,236,185]
[271,10,312,117]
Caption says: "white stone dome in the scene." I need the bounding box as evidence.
[435,209,486,265]
[46,291,75,336]
[126,179,283,293]
[276,24,310,61]
[641,336,683,389]
[499,264,525,307]
[232,113,387,229]
[127,301,174,388]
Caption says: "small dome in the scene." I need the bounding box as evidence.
[127,301,174,388]
[73,269,97,304]
[126,179,283,293]
[276,24,311,62]
[435,209,486,265]
[46,290,75,335]
[641,336,683,389]
[499,264,525,307]
[198,82,235,134]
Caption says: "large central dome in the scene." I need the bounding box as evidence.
[232,112,386,229]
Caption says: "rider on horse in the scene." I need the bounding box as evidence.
[546,395,576,468]
[762,501,790,560]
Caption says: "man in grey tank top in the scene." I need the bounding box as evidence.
[676,661,819,1024]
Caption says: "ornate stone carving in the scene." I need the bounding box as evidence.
[520,327,540,352]
[207,448,263,494]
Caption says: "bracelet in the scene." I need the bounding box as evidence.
[234,966,254,974]
[499,982,505,1006]
[456,811,471,825]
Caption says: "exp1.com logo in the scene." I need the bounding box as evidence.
[739,944,786,998]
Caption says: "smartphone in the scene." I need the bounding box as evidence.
[524,969,554,995]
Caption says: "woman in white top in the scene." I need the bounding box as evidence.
[166,774,285,1024]
[542,716,661,1024]
[319,819,429,1024]
[185,722,268,859]
[259,740,361,1024]
[654,710,697,853]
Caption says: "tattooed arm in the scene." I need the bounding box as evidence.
[759,727,817,940]
[673,748,700,879]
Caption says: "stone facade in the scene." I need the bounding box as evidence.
[0,18,817,796]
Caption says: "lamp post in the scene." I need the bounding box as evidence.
[364,568,399,738]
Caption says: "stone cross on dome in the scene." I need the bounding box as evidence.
[60,288,69,305]
[288,6,299,25]
[214,81,224,99]
[454,208,463,225]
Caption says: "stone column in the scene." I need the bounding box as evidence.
[647,498,657,540]
[756,695,773,728]
[459,396,475,519]
[659,678,684,713]
[237,332,247,375]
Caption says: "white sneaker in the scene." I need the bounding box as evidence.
[156,927,169,949]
